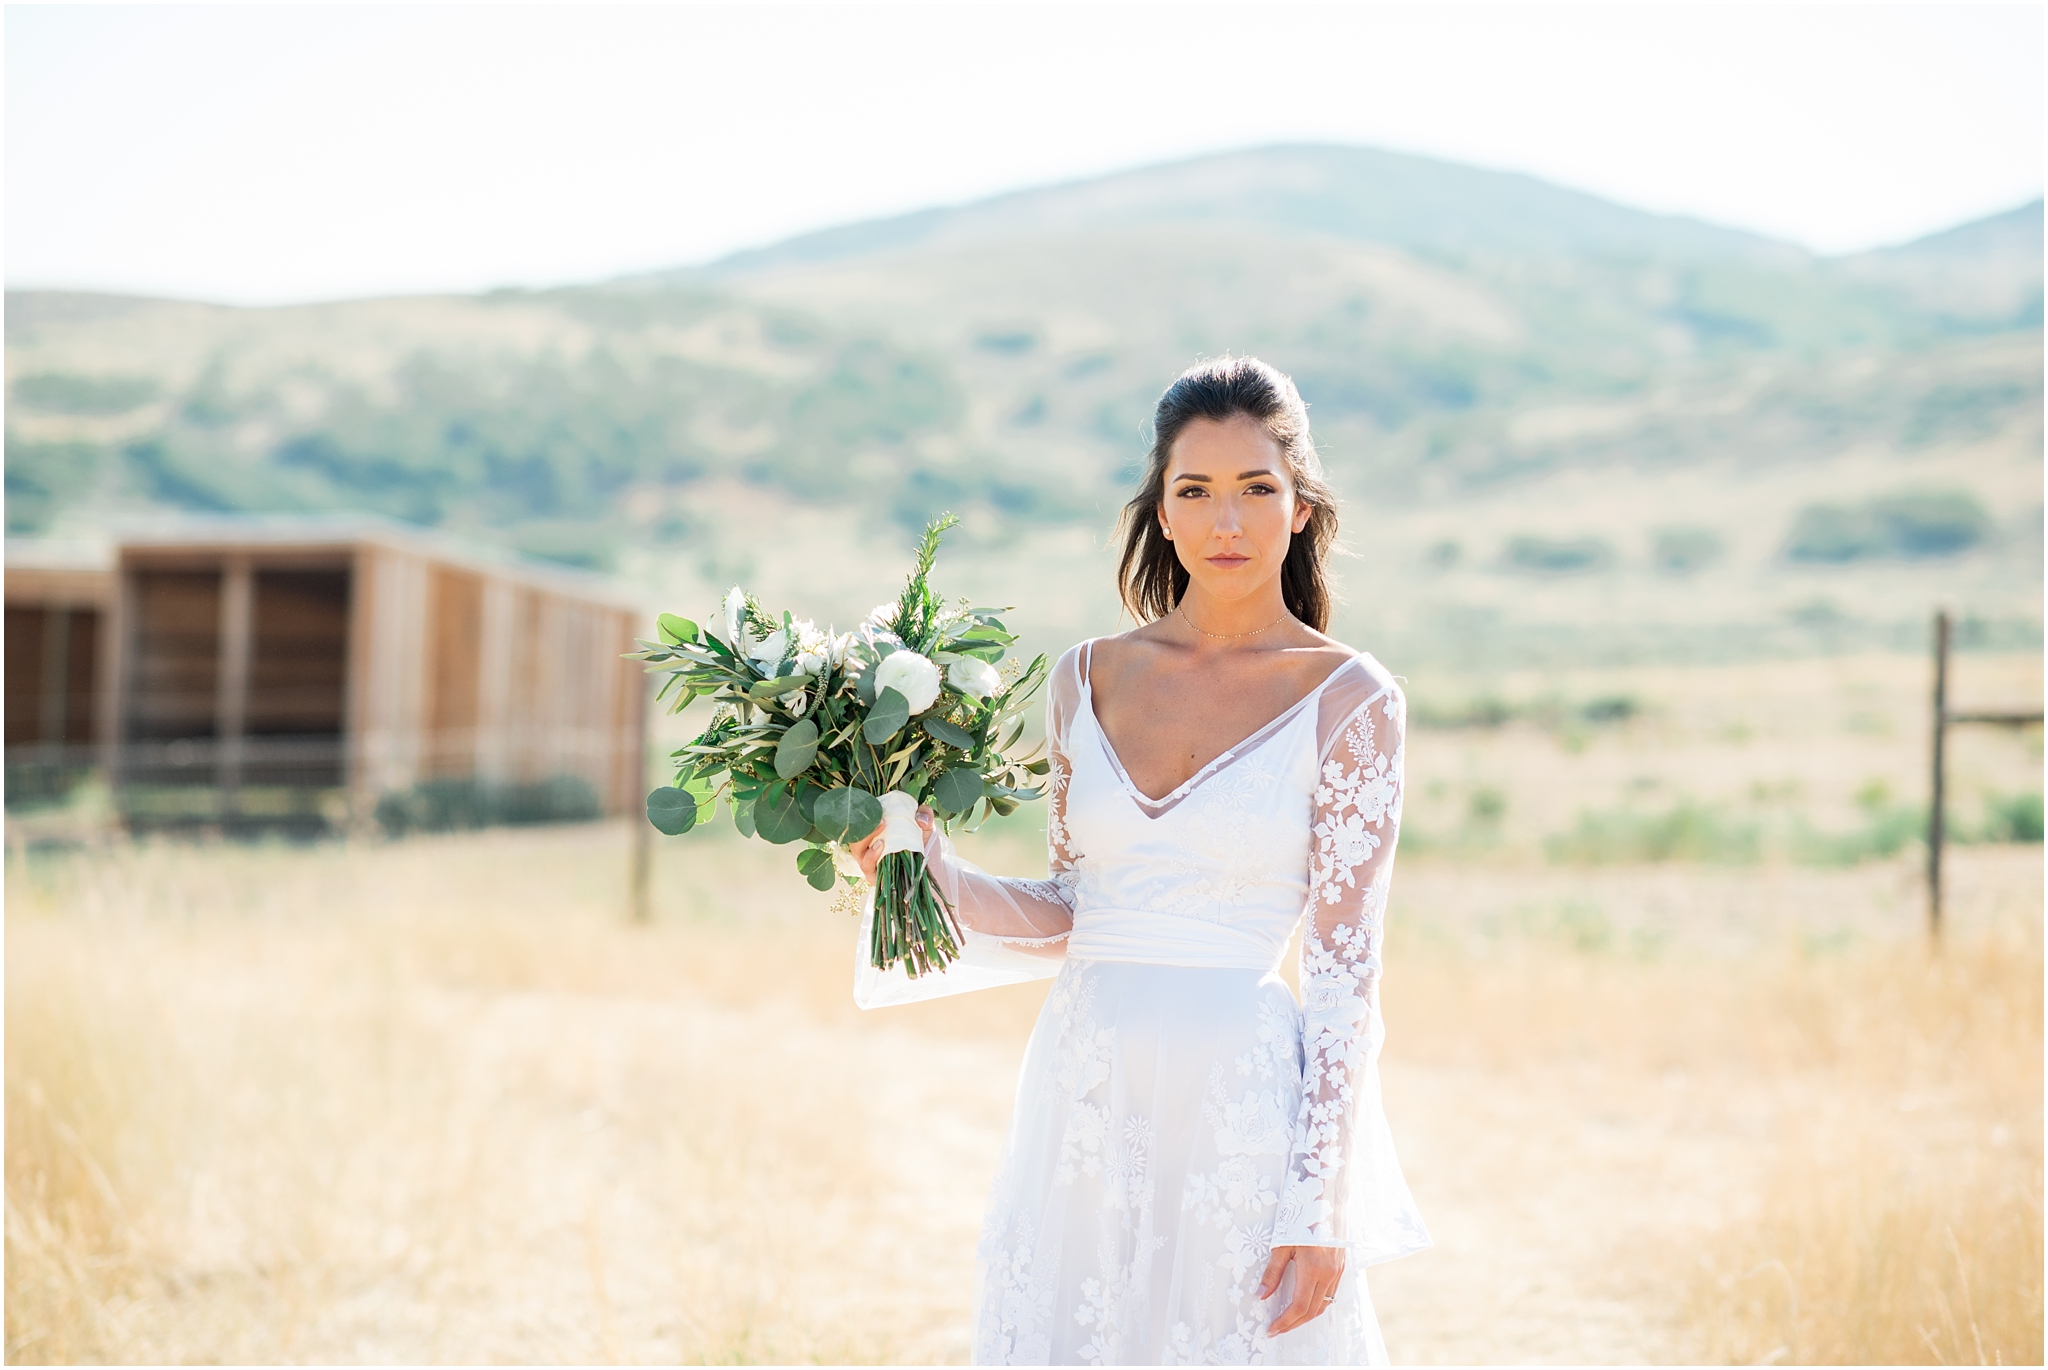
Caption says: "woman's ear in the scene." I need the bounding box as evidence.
[1158,507,1173,540]
[1291,499,1312,535]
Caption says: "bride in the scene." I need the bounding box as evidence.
[850,356,1429,1365]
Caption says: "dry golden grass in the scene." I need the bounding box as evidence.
[5,818,2040,1363]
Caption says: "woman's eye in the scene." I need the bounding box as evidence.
[1245,483,1276,496]
[1175,485,1207,498]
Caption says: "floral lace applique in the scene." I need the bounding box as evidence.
[975,1210,1060,1365]
[1276,688,1405,1249]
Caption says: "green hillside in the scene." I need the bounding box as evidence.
[6,145,2040,665]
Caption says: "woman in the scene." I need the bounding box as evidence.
[852,356,1429,1365]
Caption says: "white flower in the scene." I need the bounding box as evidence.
[749,628,790,672]
[948,656,1003,700]
[793,621,831,676]
[721,586,747,645]
[872,650,941,713]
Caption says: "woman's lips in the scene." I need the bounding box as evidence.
[1207,553,1251,567]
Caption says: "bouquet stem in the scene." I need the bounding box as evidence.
[870,850,964,977]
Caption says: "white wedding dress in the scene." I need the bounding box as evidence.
[856,641,1430,1365]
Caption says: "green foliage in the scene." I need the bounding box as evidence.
[812,786,883,844]
[11,372,158,415]
[1546,800,1763,865]
[774,718,820,779]
[795,846,837,891]
[1651,525,1725,574]
[4,438,103,533]
[753,783,811,844]
[1791,783,1924,866]
[863,687,910,745]
[646,786,698,835]
[930,766,985,818]
[375,775,602,836]
[1976,790,2044,844]
[1505,535,1612,574]
[1786,489,1993,562]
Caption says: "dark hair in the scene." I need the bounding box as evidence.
[1115,356,1340,631]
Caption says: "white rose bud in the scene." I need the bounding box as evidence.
[948,656,1004,700]
[872,650,941,714]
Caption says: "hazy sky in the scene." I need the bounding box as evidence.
[8,4,2042,304]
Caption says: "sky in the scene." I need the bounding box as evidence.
[7,3,2043,305]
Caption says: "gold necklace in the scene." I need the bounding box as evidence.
[1177,602,1292,642]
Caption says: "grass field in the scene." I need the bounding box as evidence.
[6,655,2041,1364]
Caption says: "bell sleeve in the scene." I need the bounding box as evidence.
[853,647,1081,1008]
[1272,673,1432,1263]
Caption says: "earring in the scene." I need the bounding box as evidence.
[1162,528,1173,539]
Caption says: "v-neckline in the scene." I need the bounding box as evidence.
[1081,650,1358,812]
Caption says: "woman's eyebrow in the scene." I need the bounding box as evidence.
[1172,473,1212,483]
[1238,469,1275,479]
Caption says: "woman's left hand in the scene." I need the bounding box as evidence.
[1258,1243,1346,1335]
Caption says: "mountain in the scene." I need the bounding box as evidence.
[6,146,2040,665]
[696,144,1797,277]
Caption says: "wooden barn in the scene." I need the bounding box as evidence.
[5,517,649,834]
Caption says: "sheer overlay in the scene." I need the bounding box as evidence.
[857,641,1428,1364]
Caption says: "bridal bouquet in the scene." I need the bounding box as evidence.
[633,516,1049,977]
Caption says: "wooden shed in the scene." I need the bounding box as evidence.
[5,517,648,833]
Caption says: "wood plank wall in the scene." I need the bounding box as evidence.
[346,542,644,815]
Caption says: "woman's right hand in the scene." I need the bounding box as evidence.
[844,806,934,883]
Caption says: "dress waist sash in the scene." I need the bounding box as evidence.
[1065,906,1283,971]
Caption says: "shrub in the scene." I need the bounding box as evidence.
[1546,801,1762,865]
[1786,489,1991,562]
[1505,535,1612,573]
[1977,791,2044,844]
[375,775,603,837]
[1650,525,1724,573]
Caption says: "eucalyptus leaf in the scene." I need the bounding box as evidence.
[863,686,910,745]
[923,716,977,751]
[749,673,812,702]
[774,717,820,779]
[930,765,985,818]
[796,846,837,891]
[657,613,698,644]
[732,797,757,838]
[813,786,883,844]
[646,786,698,836]
[755,783,811,845]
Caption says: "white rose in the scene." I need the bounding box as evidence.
[865,603,899,630]
[872,650,941,714]
[722,586,748,645]
[794,623,831,677]
[948,656,1003,700]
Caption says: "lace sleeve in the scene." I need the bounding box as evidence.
[917,645,1082,954]
[853,648,1080,1008]
[1273,676,1411,1250]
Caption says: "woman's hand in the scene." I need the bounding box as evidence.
[844,805,935,884]
[1258,1244,1346,1336]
